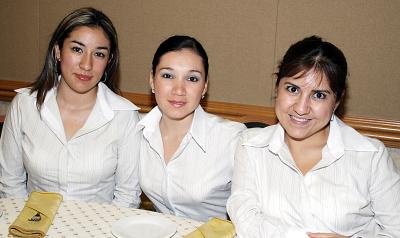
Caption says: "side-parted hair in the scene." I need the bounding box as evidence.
[151,35,209,80]
[30,7,120,110]
[275,35,347,102]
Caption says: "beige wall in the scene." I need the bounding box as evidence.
[1,0,399,120]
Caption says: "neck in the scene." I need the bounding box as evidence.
[159,113,194,138]
[285,125,330,152]
[56,80,97,110]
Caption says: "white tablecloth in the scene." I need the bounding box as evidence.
[0,197,203,237]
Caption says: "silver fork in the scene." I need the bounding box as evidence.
[28,212,41,222]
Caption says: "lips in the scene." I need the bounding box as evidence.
[74,73,93,81]
[169,100,186,108]
[289,115,311,125]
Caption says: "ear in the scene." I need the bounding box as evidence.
[334,91,345,112]
[334,100,341,112]
[149,71,155,91]
[54,44,61,60]
[202,80,209,97]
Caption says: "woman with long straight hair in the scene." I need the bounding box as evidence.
[0,7,141,207]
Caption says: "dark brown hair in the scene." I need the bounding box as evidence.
[151,35,209,81]
[276,35,347,102]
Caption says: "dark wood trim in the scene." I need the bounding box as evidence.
[1,79,399,148]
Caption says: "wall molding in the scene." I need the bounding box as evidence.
[1,79,399,148]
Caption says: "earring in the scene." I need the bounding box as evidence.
[330,114,334,121]
[151,88,155,94]
[55,59,60,76]
[201,95,205,99]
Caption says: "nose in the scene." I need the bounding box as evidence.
[293,94,310,116]
[79,52,92,71]
[172,78,186,96]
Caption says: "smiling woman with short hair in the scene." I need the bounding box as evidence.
[227,35,400,238]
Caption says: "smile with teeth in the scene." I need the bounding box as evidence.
[290,115,311,123]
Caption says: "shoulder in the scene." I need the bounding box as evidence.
[11,87,36,106]
[99,83,140,111]
[241,125,277,146]
[335,118,379,152]
[14,87,36,98]
[204,112,246,134]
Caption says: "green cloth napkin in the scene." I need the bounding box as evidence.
[184,217,236,238]
[9,191,63,238]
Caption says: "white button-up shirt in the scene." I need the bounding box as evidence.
[0,83,141,207]
[137,106,245,222]
[227,116,400,237]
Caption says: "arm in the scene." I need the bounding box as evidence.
[0,95,28,198]
[112,111,141,208]
[361,141,400,237]
[227,136,309,238]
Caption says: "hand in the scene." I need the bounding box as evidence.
[307,232,348,238]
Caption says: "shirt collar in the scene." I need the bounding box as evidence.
[329,116,377,154]
[16,83,139,120]
[96,82,140,120]
[188,106,207,152]
[242,115,377,158]
[136,106,162,137]
[242,124,284,154]
[137,105,207,152]
[15,82,140,120]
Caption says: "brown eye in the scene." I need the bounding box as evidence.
[161,73,173,79]
[95,52,106,58]
[187,76,199,82]
[286,85,299,94]
[71,47,83,53]
[314,92,327,100]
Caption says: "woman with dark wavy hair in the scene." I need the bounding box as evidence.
[0,7,141,208]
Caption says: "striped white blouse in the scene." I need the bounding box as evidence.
[228,116,400,238]
[0,83,141,207]
[137,106,246,222]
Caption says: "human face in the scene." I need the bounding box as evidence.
[150,49,208,123]
[275,70,339,143]
[55,26,110,96]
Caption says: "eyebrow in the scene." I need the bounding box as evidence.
[284,82,332,94]
[311,89,332,94]
[71,40,110,51]
[159,67,202,74]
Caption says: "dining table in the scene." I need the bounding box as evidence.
[0,197,203,237]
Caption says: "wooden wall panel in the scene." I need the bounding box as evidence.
[1,80,398,148]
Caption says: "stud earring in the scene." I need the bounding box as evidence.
[151,88,155,94]
[201,95,205,99]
